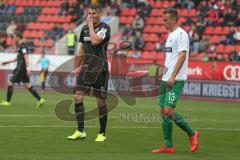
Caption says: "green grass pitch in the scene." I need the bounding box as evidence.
[0,89,240,160]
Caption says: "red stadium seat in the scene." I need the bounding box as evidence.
[179,9,188,17]
[214,26,222,35]
[157,52,164,60]
[155,1,162,8]
[121,8,130,16]
[34,39,41,46]
[146,17,156,25]
[15,7,24,14]
[189,9,197,17]
[144,43,155,51]
[204,26,214,35]
[222,27,230,35]
[224,45,232,54]
[150,9,162,16]
[236,45,240,52]
[27,22,35,30]
[43,39,54,47]
[156,17,163,24]
[209,35,220,44]
[162,1,169,8]
[143,25,153,33]
[183,25,190,32]
[152,25,162,33]
[129,8,136,16]
[216,45,224,53]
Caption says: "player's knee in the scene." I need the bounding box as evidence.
[160,107,165,116]
[74,95,84,103]
[24,83,31,89]
[164,107,174,117]
[8,81,14,86]
[97,98,106,107]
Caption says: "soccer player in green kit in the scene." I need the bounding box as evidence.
[151,8,199,153]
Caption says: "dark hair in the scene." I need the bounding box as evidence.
[14,32,23,39]
[163,8,178,20]
[89,3,101,11]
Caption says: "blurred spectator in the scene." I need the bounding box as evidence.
[189,25,201,52]
[197,1,210,17]
[176,0,194,9]
[199,36,211,52]
[69,0,80,17]
[0,36,7,51]
[111,1,121,16]
[155,33,165,52]
[233,27,240,43]
[2,0,16,14]
[196,17,206,36]
[6,21,17,36]
[59,0,69,15]
[132,15,144,32]
[39,32,49,52]
[229,46,238,62]
[121,0,138,8]
[67,28,77,55]
[122,24,134,39]
[223,8,237,26]
[16,23,25,34]
[220,26,235,44]
[49,24,64,40]
[206,9,218,25]
[132,32,145,51]
[0,0,5,14]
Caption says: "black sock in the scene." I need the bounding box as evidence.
[7,86,14,102]
[75,103,85,132]
[41,82,45,90]
[99,105,108,135]
[28,86,41,101]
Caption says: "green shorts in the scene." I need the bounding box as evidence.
[158,80,185,108]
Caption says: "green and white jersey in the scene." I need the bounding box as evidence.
[162,27,189,81]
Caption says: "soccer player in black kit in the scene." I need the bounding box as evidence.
[67,4,111,142]
[0,33,45,108]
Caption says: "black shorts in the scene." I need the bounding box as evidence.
[10,68,30,83]
[74,71,109,99]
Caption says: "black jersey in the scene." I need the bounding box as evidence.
[16,43,29,70]
[79,22,111,72]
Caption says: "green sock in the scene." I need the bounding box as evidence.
[173,112,194,137]
[162,115,173,147]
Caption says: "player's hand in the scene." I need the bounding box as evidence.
[27,70,32,76]
[72,67,81,76]
[167,75,175,88]
[1,62,8,65]
[86,16,93,27]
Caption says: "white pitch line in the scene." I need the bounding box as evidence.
[0,115,240,123]
[0,125,240,131]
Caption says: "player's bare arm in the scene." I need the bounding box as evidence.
[167,51,187,87]
[1,58,17,65]
[24,53,32,76]
[73,42,84,75]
